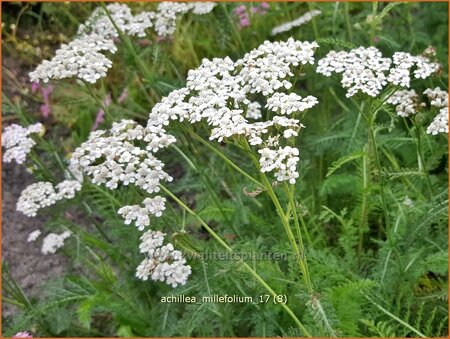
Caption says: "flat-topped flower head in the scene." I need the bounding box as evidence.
[16,180,81,217]
[317,47,440,97]
[2,123,44,164]
[386,90,419,117]
[424,87,448,108]
[148,38,319,184]
[424,87,449,135]
[317,47,391,97]
[266,92,318,115]
[71,120,174,193]
[136,230,191,287]
[29,34,116,83]
[118,196,166,231]
[41,231,71,255]
[30,2,216,83]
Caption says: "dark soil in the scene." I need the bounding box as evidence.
[2,148,68,318]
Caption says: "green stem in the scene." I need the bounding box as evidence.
[413,120,434,196]
[283,183,312,248]
[81,80,114,121]
[307,3,320,40]
[101,2,154,81]
[367,117,390,232]
[242,140,313,293]
[344,2,353,43]
[159,185,311,337]
[220,3,245,52]
[369,3,378,45]
[364,294,427,338]
[182,128,264,188]
[358,145,370,259]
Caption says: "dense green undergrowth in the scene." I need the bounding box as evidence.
[2,2,448,337]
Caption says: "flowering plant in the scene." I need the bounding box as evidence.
[2,2,448,337]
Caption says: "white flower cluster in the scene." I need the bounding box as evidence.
[65,115,186,286]
[148,38,319,184]
[154,2,216,36]
[386,90,418,117]
[259,146,300,183]
[424,87,448,135]
[2,123,44,164]
[388,52,440,87]
[271,10,321,35]
[267,92,318,115]
[316,47,391,97]
[317,47,440,97]
[70,119,174,192]
[29,34,116,83]
[27,230,42,242]
[424,87,448,109]
[78,3,153,39]
[246,101,262,119]
[136,230,191,287]
[16,180,81,217]
[41,231,71,255]
[30,2,215,83]
[118,196,166,231]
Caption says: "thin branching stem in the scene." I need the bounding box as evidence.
[159,185,312,337]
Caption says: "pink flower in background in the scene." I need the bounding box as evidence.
[251,2,269,15]
[31,82,41,94]
[234,3,269,29]
[233,5,246,15]
[92,93,112,131]
[239,16,250,28]
[13,332,33,338]
[234,5,250,29]
[40,104,51,118]
[40,85,54,119]
[118,88,129,103]
[31,82,53,119]
[41,85,54,101]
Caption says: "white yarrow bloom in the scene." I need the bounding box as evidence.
[70,120,174,194]
[424,87,448,109]
[386,90,418,117]
[147,38,319,184]
[318,47,440,97]
[388,52,440,87]
[41,231,71,255]
[29,34,117,83]
[2,123,44,164]
[246,102,262,119]
[136,230,191,287]
[27,230,42,242]
[16,180,81,217]
[424,87,449,135]
[118,196,166,231]
[154,2,215,36]
[258,146,300,184]
[426,108,448,135]
[30,2,215,84]
[317,47,391,97]
[266,92,318,115]
[271,10,321,35]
